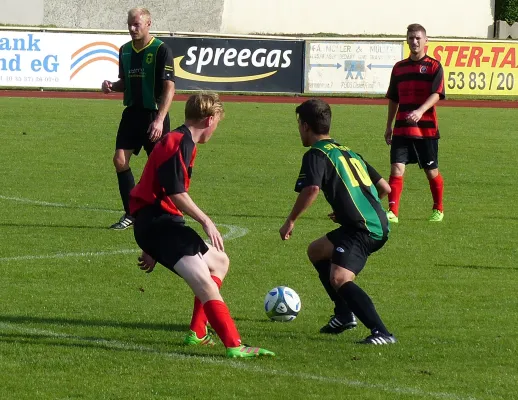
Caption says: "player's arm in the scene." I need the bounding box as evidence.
[138,251,157,273]
[406,93,440,124]
[280,186,320,240]
[374,178,391,199]
[169,192,223,251]
[280,151,324,240]
[407,65,445,123]
[386,99,399,129]
[158,139,223,251]
[157,80,175,122]
[385,69,399,145]
[149,45,176,141]
[364,160,391,199]
[102,79,125,93]
[102,47,126,93]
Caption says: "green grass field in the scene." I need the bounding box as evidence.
[0,97,516,400]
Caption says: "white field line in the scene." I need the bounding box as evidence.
[0,195,121,213]
[0,195,249,262]
[0,196,477,400]
[0,249,137,262]
[0,323,477,400]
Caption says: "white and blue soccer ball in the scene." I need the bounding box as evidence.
[264,286,301,322]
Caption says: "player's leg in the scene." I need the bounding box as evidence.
[112,148,136,229]
[329,232,396,344]
[308,235,356,333]
[175,254,275,357]
[111,108,145,229]
[418,139,444,221]
[387,137,410,223]
[187,245,230,342]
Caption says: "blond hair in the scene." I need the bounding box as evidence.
[185,92,225,121]
[128,7,151,22]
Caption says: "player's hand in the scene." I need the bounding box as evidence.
[138,251,156,273]
[147,118,164,142]
[406,109,423,124]
[101,80,113,94]
[202,219,224,252]
[279,220,295,240]
[328,212,338,223]
[384,127,393,145]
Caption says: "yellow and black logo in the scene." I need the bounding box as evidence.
[146,53,154,64]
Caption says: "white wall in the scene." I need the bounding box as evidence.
[0,0,44,25]
[221,0,495,38]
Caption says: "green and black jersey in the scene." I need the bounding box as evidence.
[295,139,389,240]
[118,37,175,110]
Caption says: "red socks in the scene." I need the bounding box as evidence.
[189,276,222,338]
[189,277,242,348]
[388,173,444,215]
[429,173,444,211]
[388,175,404,216]
[203,299,241,348]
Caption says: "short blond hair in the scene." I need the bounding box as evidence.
[128,7,151,22]
[185,92,225,121]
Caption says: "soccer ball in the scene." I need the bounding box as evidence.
[264,286,301,322]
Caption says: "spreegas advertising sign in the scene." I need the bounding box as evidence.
[160,36,304,93]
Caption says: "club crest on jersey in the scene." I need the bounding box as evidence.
[146,54,154,64]
[420,65,427,73]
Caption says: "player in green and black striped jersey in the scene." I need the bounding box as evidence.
[280,99,397,345]
[102,7,175,230]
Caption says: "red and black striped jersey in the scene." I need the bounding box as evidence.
[129,125,197,217]
[386,55,445,139]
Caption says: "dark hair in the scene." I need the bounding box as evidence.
[295,99,331,134]
[407,23,426,36]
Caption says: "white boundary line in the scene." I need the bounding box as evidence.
[0,195,478,399]
[0,195,121,213]
[0,195,249,262]
[0,249,136,262]
[0,323,476,400]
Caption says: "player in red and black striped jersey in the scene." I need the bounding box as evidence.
[129,92,275,358]
[385,23,446,223]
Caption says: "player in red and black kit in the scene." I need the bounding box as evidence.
[129,92,275,358]
[385,23,446,223]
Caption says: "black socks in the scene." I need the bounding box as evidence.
[117,168,135,214]
[337,281,389,335]
[312,260,353,316]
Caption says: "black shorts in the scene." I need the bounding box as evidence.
[133,206,209,273]
[116,107,171,156]
[326,227,387,275]
[390,136,439,169]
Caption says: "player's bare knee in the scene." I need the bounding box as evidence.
[390,163,405,176]
[204,248,229,277]
[307,238,331,263]
[113,154,129,172]
[330,267,355,290]
[425,168,439,180]
[307,242,319,263]
[216,251,230,276]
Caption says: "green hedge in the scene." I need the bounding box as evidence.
[495,0,518,24]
